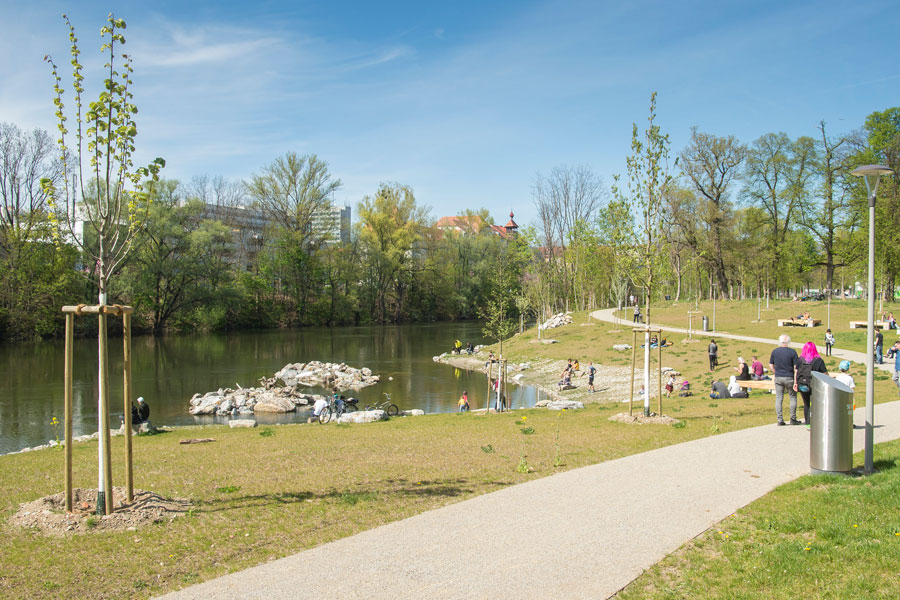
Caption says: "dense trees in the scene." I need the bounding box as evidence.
[2,94,899,340]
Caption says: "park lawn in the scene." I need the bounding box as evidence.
[618,299,900,356]
[615,437,900,600]
[3,314,898,599]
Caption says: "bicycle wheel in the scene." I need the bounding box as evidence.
[387,404,399,417]
[343,403,357,413]
[319,407,332,424]
[364,405,373,412]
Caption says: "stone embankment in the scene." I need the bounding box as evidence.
[189,361,379,416]
[540,312,573,329]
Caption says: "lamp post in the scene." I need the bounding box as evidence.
[852,164,893,474]
[712,283,717,332]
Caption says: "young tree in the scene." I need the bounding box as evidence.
[42,14,164,514]
[612,92,674,416]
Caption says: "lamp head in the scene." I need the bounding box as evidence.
[852,164,893,200]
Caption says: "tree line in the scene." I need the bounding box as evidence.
[1,100,898,341]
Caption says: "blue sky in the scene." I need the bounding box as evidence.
[2,0,899,226]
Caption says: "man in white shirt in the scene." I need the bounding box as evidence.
[308,396,329,423]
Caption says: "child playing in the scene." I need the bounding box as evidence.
[834,360,855,390]
[458,390,470,412]
[665,373,676,398]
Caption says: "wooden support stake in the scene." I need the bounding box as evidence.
[486,360,493,413]
[123,312,133,503]
[98,311,113,515]
[657,335,663,416]
[64,313,74,513]
[629,330,637,416]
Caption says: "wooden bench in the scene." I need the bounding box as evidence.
[736,375,835,394]
[778,318,821,327]
[850,320,889,329]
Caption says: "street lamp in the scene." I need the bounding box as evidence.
[852,164,893,474]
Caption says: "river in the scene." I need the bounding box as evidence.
[0,322,544,454]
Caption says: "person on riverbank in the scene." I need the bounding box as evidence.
[458,391,469,412]
[708,339,718,372]
[824,329,835,356]
[891,341,900,395]
[769,334,800,426]
[131,397,150,425]
[587,362,597,393]
[797,342,828,426]
[308,396,328,423]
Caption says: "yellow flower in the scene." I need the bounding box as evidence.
[853,524,858,528]
[522,416,527,421]
[804,546,811,551]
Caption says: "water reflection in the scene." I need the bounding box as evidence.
[0,323,540,454]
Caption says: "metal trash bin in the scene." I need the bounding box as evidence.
[810,371,854,475]
[702,316,710,331]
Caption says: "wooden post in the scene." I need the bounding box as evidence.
[629,330,637,416]
[123,312,134,503]
[64,313,74,513]
[657,335,663,416]
[486,360,493,412]
[98,310,113,515]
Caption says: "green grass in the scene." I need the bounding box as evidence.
[616,438,900,599]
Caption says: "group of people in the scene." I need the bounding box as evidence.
[557,358,598,392]
[881,312,897,330]
[452,340,475,355]
[769,334,855,427]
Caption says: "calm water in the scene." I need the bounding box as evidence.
[0,323,543,454]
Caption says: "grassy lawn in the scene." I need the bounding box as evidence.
[619,299,900,356]
[3,313,898,598]
[616,438,900,599]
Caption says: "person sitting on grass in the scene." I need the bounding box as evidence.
[728,375,748,398]
[710,379,731,399]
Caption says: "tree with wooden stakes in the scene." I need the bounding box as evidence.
[42,14,164,515]
[612,92,674,417]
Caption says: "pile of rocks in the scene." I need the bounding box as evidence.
[189,361,379,416]
[540,312,573,329]
[190,387,323,416]
[274,361,380,390]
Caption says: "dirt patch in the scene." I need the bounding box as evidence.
[608,412,679,425]
[10,487,191,535]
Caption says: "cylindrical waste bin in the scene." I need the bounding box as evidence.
[810,371,854,475]
[702,316,710,331]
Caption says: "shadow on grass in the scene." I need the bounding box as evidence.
[194,478,511,513]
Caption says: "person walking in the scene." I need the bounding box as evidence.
[875,328,884,364]
[824,329,835,357]
[708,339,718,372]
[891,341,900,396]
[797,342,828,426]
[458,390,470,412]
[769,334,800,426]
[633,304,641,324]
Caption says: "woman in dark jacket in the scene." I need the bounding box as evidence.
[797,342,828,425]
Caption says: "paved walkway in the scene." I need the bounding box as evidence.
[159,415,900,599]
[590,307,893,373]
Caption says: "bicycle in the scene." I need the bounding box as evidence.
[318,395,347,424]
[365,393,399,416]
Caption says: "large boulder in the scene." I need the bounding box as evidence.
[252,393,296,413]
[547,400,585,410]
[337,410,388,424]
[228,419,257,428]
[190,395,222,415]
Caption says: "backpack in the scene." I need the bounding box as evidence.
[797,360,813,390]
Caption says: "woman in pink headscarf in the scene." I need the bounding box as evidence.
[797,342,828,426]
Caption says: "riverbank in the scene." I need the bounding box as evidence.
[435,351,635,406]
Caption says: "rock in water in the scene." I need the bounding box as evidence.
[228,419,257,428]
